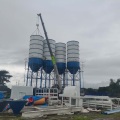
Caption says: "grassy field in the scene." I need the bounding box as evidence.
[0,112,120,120]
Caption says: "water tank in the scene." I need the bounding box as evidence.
[29,35,44,72]
[67,41,80,74]
[43,39,55,74]
[55,43,66,74]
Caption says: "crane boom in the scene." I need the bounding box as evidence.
[37,13,62,91]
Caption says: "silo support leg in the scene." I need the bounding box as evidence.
[49,74,50,88]
[40,69,42,88]
[45,73,47,88]
[31,72,33,86]
[73,74,75,86]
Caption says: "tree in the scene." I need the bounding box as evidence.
[0,70,12,86]
[109,78,115,86]
[116,78,120,85]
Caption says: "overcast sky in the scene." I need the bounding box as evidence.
[0,0,120,88]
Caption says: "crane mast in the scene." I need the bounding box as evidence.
[37,13,62,91]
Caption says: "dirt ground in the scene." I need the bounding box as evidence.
[0,112,120,120]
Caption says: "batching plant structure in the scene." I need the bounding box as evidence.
[26,34,44,86]
[25,24,60,88]
[25,39,81,88]
[43,39,56,88]
[55,42,66,87]
[25,17,81,88]
[67,40,80,86]
[29,35,44,72]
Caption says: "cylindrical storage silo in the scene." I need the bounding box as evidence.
[28,35,44,72]
[67,40,80,74]
[43,39,55,74]
[55,42,66,75]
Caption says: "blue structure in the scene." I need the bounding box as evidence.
[43,39,55,88]
[43,60,54,74]
[67,41,80,86]
[8,100,27,114]
[57,63,66,88]
[29,35,44,73]
[67,61,80,86]
[57,63,66,75]
[27,34,44,86]
[67,62,80,74]
[29,58,43,72]
[0,92,4,99]
[43,60,54,88]
[55,42,66,87]
[0,100,8,112]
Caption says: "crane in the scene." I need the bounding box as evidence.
[37,13,62,92]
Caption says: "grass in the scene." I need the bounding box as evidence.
[73,116,92,120]
[72,112,120,120]
[1,112,120,120]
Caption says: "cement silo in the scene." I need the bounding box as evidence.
[67,40,80,86]
[29,35,44,72]
[43,39,55,88]
[55,43,66,75]
[43,39,55,73]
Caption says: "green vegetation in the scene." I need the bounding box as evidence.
[72,113,120,120]
[73,116,91,120]
[1,112,120,120]
[0,70,12,85]
[0,70,12,97]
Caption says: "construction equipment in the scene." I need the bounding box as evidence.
[37,13,62,92]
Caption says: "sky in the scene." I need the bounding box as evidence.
[0,0,120,88]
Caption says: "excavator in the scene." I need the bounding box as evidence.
[37,13,62,93]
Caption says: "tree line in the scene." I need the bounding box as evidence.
[84,78,120,97]
[0,70,12,94]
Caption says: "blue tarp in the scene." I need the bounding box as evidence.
[23,95,43,101]
[23,95,32,100]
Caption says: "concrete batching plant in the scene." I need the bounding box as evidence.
[25,39,80,88]
[25,15,80,89]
